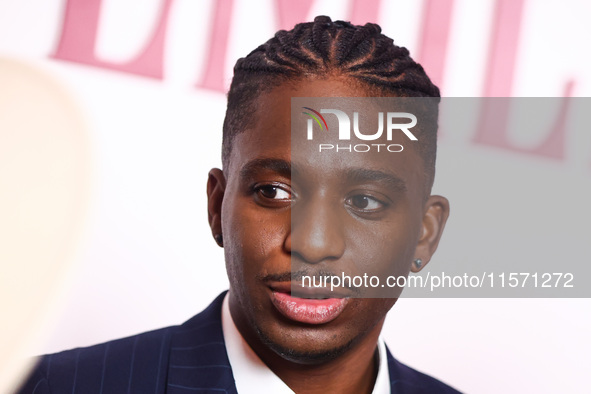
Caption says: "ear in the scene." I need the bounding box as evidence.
[411,195,450,272]
[207,168,226,247]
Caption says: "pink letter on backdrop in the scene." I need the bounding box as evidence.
[474,0,575,159]
[348,0,381,24]
[196,0,234,91]
[415,0,454,91]
[52,0,175,79]
[482,0,524,97]
[473,85,573,160]
[275,0,316,30]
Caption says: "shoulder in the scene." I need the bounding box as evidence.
[16,292,228,394]
[16,326,175,394]
[386,349,462,394]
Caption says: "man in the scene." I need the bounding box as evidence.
[18,16,457,393]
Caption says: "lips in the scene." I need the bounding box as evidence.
[270,288,349,325]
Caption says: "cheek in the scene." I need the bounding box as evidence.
[344,209,422,278]
[221,194,290,283]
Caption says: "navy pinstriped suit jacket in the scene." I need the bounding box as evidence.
[17,292,460,393]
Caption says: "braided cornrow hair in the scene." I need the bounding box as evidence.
[222,15,440,187]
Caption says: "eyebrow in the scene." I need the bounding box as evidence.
[344,167,407,192]
[239,158,293,181]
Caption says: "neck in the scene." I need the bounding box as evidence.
[265,329,381,394]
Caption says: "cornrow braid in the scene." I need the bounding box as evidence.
[222,15,440,187]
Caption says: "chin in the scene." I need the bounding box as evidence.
[254,321,358,365]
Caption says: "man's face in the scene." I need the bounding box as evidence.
[209,77,447,364]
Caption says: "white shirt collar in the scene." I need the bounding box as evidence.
[221,293,390,394]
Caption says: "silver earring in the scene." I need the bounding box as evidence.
[413,258,422,269]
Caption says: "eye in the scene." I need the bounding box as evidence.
[255,184,292,201]
[346,194,386,212]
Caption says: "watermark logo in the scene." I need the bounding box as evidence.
[303,107,418,141]
[303,107,417,153]
[302,107,329,134]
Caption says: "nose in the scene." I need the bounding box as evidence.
[286,194,346,264]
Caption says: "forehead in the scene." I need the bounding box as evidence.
[228,77,427,195]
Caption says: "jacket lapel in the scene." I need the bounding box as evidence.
[166,292,238,394]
